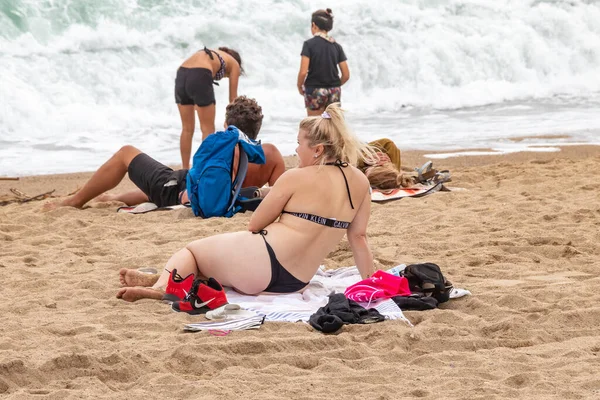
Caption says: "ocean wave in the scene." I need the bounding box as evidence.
[2,0,600,174]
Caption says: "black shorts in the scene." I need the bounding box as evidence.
[174,67,215,107]
[128,153,188,208]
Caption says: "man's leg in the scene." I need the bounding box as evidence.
[60,145,142,209]
[96,189,149,206]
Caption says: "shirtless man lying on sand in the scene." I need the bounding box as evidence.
[44,96,284,211]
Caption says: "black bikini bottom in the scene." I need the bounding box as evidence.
[253,231,308,293]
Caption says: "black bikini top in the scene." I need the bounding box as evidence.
[281,159,354,229]
[203,47,226,85]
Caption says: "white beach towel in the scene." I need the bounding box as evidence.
[224,266,417,325]
[223,266,470,325]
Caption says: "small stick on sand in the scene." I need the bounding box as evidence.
[0,177,19,181]
[0,189,57,206]
[67,187,81,196]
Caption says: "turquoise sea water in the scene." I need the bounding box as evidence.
[1,0,600,175]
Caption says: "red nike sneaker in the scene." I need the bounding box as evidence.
[162,269,195,303]
[171,277,228,315]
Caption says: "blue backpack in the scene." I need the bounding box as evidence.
[186,125,266,218]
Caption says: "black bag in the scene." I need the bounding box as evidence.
[401,263,453,303]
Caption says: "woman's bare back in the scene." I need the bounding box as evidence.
[260,164,370,281]
[180,49,224,73]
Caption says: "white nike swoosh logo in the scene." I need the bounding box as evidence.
[194,298,214,308]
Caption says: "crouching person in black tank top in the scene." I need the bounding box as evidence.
[42,96,285,211]
[116,103,378,304]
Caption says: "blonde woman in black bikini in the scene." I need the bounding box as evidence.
[175,47,243,169]
[117,103,376,303]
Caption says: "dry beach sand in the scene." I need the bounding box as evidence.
[1,145,599,399]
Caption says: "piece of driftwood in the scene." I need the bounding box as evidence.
[0,189,56,206]
[0,177,19,181]
[67,187,81,196]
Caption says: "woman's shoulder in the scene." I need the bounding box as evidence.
[287,165,368,186]
[276,167,307,186]
[349,165,370,186]
[279,166,329,182]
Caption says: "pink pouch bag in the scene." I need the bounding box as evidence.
[344,270,411,305]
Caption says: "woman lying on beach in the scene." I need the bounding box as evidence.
[117,103,376,302]
[176,46,243,169]
[359,138,417,189]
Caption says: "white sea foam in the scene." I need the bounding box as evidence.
[1,0,600,175]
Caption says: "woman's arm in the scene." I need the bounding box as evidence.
[347,188,375,279]
[339,61,350,86]
[297,56,310,95]
[248,170,297,232]
[228,63,241,103]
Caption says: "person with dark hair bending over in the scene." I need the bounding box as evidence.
[297,8,350,116]
[117,103,376,302]
[176,46,243,169]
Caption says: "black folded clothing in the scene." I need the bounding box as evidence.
[309,293,385,333]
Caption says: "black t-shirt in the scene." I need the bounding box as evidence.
[301,36,347,88]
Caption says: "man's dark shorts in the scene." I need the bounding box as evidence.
[128,153,188,208]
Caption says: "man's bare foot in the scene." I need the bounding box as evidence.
[41,201,65,212]
[119,268,160,287]
[41,197,82,212]
[116,287,164,302]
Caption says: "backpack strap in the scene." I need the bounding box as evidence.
[236,185,262,213]
[228,147,248,213]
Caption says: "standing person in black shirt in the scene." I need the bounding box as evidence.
[297,8,350,116]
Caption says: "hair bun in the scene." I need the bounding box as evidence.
[326,8,333,16]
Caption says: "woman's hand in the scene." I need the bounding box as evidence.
[297,56,309,96]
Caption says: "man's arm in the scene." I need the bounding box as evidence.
[265,144,285,186]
